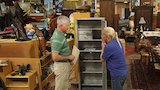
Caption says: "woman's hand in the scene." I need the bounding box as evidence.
[100,42,106,62]
[101,41,106,51]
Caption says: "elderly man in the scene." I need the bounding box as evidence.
[100,27,128,90]
[51,15,75,90]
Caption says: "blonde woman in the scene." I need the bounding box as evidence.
[101,27,128,90]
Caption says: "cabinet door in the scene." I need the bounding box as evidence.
[134,6,154,30]
[100,0,114,27]
[157,12,160,28]
[140,0,153,5]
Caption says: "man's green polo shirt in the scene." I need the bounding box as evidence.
[51,29,71,56]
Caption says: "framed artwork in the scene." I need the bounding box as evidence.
[44,0,53,12]
[55,0,64,13]
[131,0,140,9]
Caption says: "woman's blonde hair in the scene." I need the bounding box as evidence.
[103,27,116,38]
[103,27,122,48]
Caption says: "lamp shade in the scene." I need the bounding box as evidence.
[139,17,146,24]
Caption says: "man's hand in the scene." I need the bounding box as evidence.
[52,52,75,61]
[68,55,75,61]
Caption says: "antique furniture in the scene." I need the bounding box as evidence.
[0,39,53,90]
[100,0,114,27]
[157,12,160,28]
[6,71,36,90]
[134,6,154,31]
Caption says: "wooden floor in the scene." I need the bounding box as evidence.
[131,59,160,90]
[126,43,160,90]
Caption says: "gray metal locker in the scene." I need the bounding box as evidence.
[76,18,107,90]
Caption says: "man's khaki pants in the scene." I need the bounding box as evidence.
[54,62,71,90]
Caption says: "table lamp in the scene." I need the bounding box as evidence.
[139,17,146,32]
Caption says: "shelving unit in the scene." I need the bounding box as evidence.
[0,39,54,90]
[0,54,54,90]
[6,71,36,90]
[76,18,107,90]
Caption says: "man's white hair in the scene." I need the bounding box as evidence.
[103,27,116,38]
[57,15,70,25]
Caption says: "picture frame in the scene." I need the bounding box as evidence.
[131,0,140,9]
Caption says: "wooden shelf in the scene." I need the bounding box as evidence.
[40,52,51,61]
[6,71,36,78]
[41,59,53,68]
[40,52,53,68]
[6,81,29,87]
[6,71,36,90]
[42,72,55,87]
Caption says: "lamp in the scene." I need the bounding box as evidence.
[124,0,128,4]
[139,17,146,24]
[139,17,146,32]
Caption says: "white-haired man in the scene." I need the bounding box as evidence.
[100,27,128,90]
[51,15,75,90]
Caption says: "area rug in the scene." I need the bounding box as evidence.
[125,43,135,56]
[130,59,160,90]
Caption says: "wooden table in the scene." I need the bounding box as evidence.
[0,39,39,58]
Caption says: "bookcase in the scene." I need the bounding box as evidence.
[76,18,107,90]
